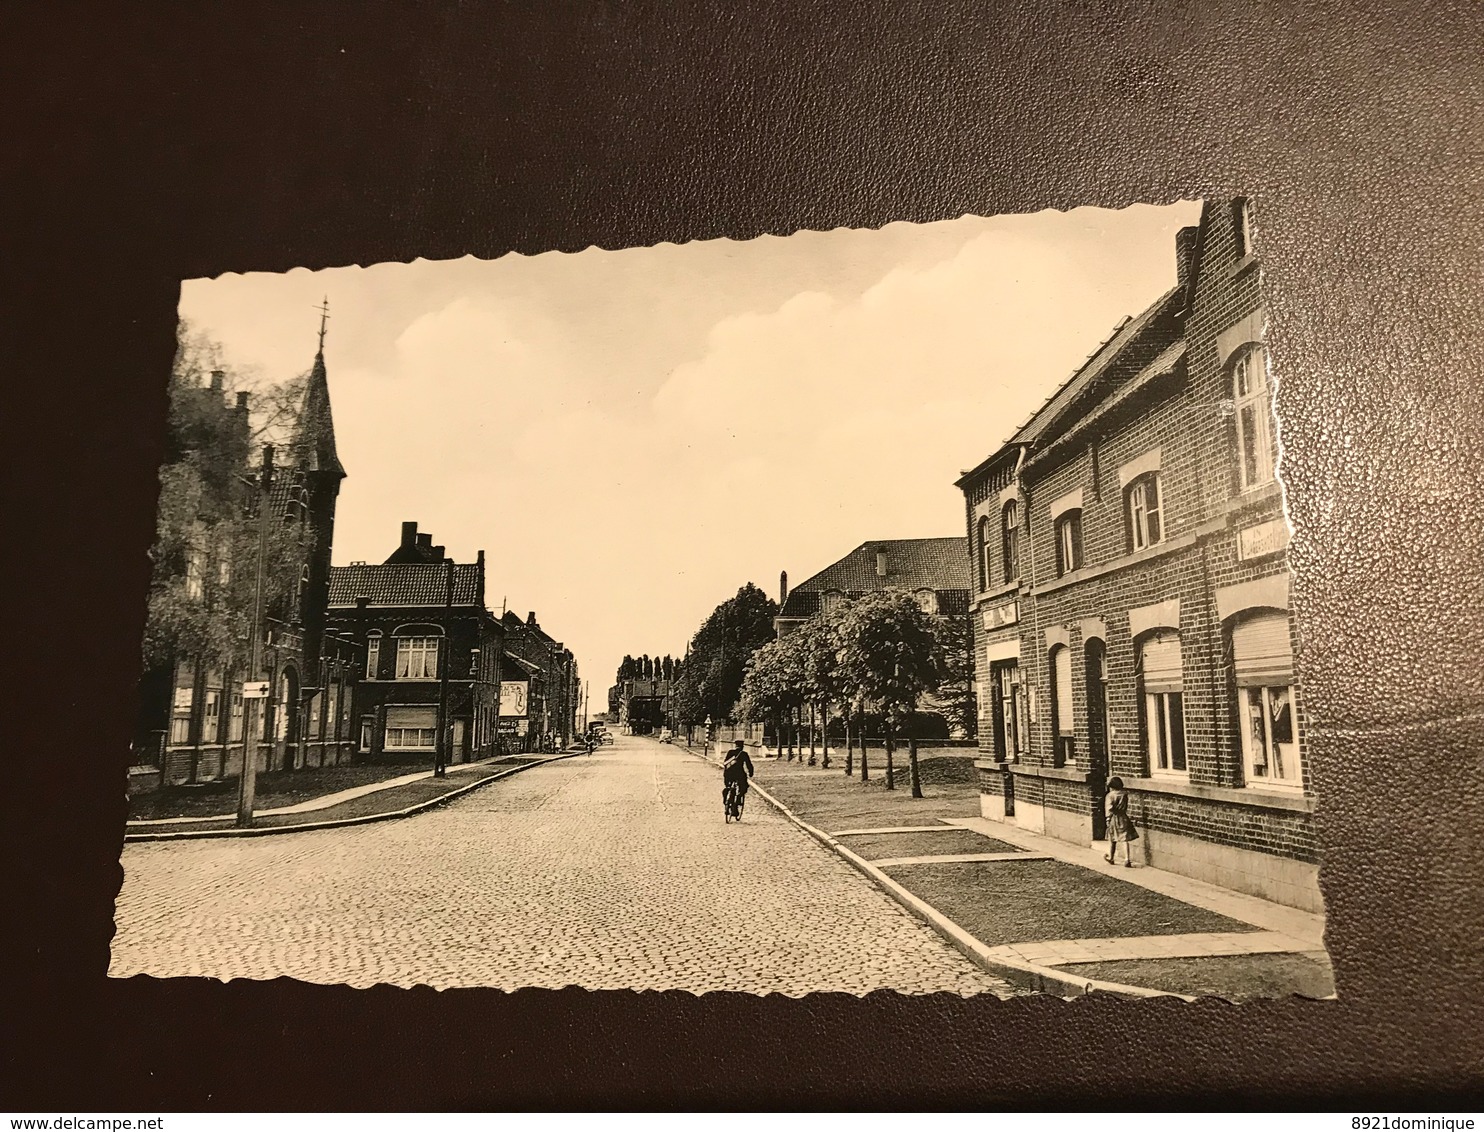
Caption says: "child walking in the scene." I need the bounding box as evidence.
[1105,776,1139,866]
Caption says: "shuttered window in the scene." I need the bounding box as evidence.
[385,705,437,750]
[1232,612,1293,686]
[1051,647,1075,735]
[1232,611,1302,789]
[1140,633,1187,774]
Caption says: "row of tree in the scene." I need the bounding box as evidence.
[740,590,972,798]
[614,653,681,683]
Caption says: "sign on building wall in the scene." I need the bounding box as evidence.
[497,718,529,735]
[500,681,529,716]
[1238,518,1290,561]
[983,600,1019,630]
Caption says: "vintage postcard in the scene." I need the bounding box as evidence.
[111,200,1333,1001]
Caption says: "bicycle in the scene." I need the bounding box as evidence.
[722,780,746,822]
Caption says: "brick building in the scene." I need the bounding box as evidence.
[327,522,504,765]
[501,609,579,751]
[612,677,672,734]
[137,341,358,789]
[955,198,1317,911]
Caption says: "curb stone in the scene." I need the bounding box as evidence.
[123,751,588,843]
[687,740,1189,1000]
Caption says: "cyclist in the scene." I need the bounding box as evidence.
[722,740,755,822]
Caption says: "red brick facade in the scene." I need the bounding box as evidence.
[957,199,1320,911]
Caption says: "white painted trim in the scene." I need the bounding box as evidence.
[984,638,1021,664]
[1128,597,1181,640]
[1118,447,1163,488]
[1216,574,1291,621]
[1048,487,1083,523]
[1216,307,1267,368]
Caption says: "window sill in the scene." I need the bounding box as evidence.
[975,580,1022,605]
[1124,775,1313,812]
[1005,763,1090,784]
[1030,533,1199,597]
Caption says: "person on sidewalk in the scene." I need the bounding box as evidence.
[1105,776,1139,866]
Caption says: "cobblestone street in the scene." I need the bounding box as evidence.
[111,735,1013,996]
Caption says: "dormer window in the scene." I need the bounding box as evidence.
[1054,510,1084,577]
[1126,473,1164,552]
[914,589,938,615]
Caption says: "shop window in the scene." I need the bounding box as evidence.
[1002,500,1020,583]
[1232,611,1302,789]
[1055,510,1084,576]
[1233,344,1276,490]
[1126,472,1164,552]
[1140,632,1187,775]
[1049,645,1076,766]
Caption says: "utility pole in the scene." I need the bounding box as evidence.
[236,446,274,828]
[435,557,453,777]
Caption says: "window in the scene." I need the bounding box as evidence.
[307,692,321,738]
[1233,197,1254,258]
[977,516,992,592]
[1002,500,1020,583]
[203,670,222,743]
[1126,473,1164,551]
[1232,611,1302,788]
[359,716,374,752]
[1054,510,1084,576]
[1233,344,1276,490]
[229,690,244,741]
[1049,645,1076,766]
[914,589,938,615]
[385,706,437,750]
[185,523,206,601]
[169,657,195,745]
[991,660,1025,762]
[822,591,845,616]
[396,636,440,679]
[365,634,381,679]
[1140,632,1187,774]
[325,685,338,740]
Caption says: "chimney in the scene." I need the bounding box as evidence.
[235,391,249,412]
[1176,225,1199,292]
[431,545,445,561]
[209,369,225,393]
[527,611,537,626]
[401,521,418,549]
[354,596,370,610]
[875,547,888,578]
[416,532,432,551]
[780,570,789,604]
[476,549,486,606]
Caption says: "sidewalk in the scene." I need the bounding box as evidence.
[720,740,1334,1001]
[124,752,579,841]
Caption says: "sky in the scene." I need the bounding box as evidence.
[178,199,1203,697]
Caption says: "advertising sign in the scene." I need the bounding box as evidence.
[500,681,529,716]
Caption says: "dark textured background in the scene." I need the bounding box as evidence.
[4,0,1482,1108]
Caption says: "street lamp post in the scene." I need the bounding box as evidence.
[236,446,274,828]
[435,557,453,778]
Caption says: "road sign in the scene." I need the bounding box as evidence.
[242,680,270,699]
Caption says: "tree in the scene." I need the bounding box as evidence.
[932,612,978,739]
[676,582,780,728]
[796,612,845,768]
[835,589,946,796]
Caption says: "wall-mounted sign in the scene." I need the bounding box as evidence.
[497,718,528,734]
[983,600,1019,630]
[1238,517,1290,562]
[500,681,529,716]
[241,680,270,699]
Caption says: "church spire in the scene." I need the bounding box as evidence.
[292,295,345,479]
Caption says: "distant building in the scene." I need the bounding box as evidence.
[327,522,503,765]
[612,677,671,734]
[774,537,974,737]
[502,610,579,751]
[955,197,1318,911]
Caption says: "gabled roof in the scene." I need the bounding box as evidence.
[328,562,481,608]
[778,537,969,619]
[502,652,540,677]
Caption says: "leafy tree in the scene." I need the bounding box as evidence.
[795,612,846,768]
[835,589,946,796]
[932,613,978,739]
[676,582,779,728]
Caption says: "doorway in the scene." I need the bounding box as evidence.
[1084,638,1110,840]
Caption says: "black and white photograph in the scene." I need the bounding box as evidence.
[111,197,1333,1002]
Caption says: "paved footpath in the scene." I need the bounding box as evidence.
[111,734,1014,997]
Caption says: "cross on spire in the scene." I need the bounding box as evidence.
[315,295,330,353]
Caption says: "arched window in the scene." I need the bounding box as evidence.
[1055,509,1084,576]
[1002,500,1020,583]
[1233,344,1276,490]
[1125,472,1164,552]
[977,516,993,592]
[1048,644,1076,766]
[1139,632,1187,775]
[1231,610,1301,789]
